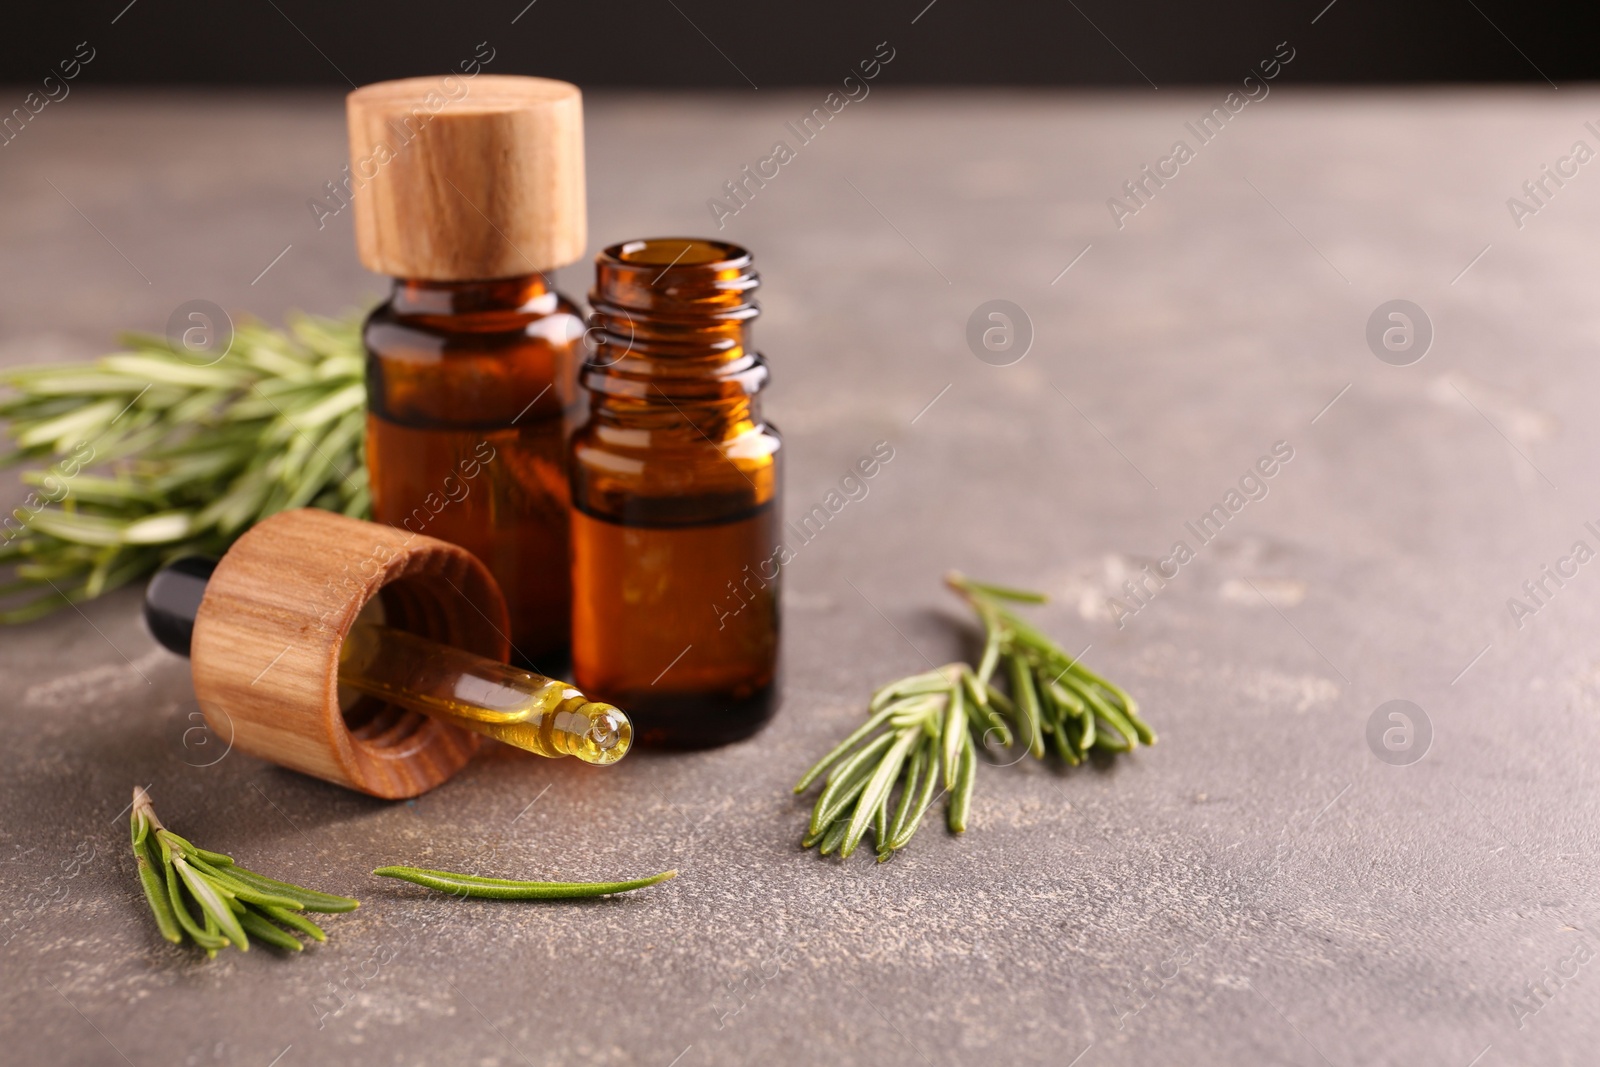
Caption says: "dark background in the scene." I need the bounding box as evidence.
[0,0,1592,88]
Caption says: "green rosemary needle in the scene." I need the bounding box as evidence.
[373,865,678,900]
[795,575,1152,863]
[129,787,358,956]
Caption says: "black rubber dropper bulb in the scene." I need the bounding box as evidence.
[142,556,217,658]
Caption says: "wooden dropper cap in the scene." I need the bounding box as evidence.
[346,75,587,280]
[189,509,511,799]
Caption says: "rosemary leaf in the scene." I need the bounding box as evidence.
[164,856,226,951]
[869,669,953,712]
[1008,654,1047,759]
[1092,723,1132,752]
[162,834,236,868]
[809,760,880,837]
[220,866,359,914]
[800,823,830,850]
[840,730,920,859]
[947,735,978,833]
[794,703,898,793]
[940,680,968,788]
[372,866,677,900]
[810,732,896,835]
[1078,701,1097,751]
[890,738,942,851]
[955,577,1050,604]
[134,844,182,944]
[174,856,249,950]
[259,905,326,943]
[186,857,307,910]
[237,910,304,952]
[818,819,850,856]
[887,744,928,851]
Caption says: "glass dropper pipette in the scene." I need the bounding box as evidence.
[144,557,630,765]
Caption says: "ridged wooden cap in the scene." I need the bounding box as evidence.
[190,509,512,799]
[346,74,586,280]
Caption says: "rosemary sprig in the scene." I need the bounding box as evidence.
[1,312,368,623]
[793,663,995,862]
[130,787,358,956]
[946,571,1154,762]
[794,575,1153,862]
[373,865,678,899]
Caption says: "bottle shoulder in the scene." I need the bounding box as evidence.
[571,418,780,459]
[363,291,584,427]
[571,421,780,521]
[364,292,583,359]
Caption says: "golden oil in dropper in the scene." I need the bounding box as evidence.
[338,620,629,765]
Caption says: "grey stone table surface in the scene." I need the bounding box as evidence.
[4,86,1600,1067]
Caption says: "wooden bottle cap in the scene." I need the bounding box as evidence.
[190,508,512,799]
[346,74,587,280]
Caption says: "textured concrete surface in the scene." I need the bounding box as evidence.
[6,85,1600,1066]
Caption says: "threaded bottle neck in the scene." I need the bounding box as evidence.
[584,239,767,414]
[591,238,757,333]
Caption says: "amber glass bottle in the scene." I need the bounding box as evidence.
[570,239,781,748]
[364,276,582,662]
[347,75,587,664]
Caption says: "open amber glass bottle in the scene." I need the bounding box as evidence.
[347,75,588,664]
[570,238,782,748]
